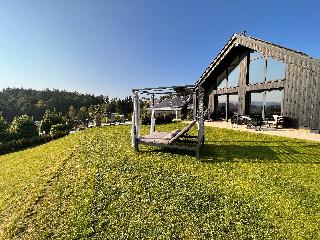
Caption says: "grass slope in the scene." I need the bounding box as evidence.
[0,123,320,239]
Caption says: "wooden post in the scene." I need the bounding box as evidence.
[281,89,284,116]
[238,51,250,115]
[225,68,229,121]
[131,112,136,148]
[150,94,155,133]
[197,87,205,159]
[136,93,140,139]
[193,92,197,120]
[225,94,229,122]
[262,57,267,120]
[262,91,266,120]
[132,91,140,151]
[150,109,155,134]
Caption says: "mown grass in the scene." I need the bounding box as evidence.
[0,123,320,239]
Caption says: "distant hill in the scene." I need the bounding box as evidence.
[219,101,281,106]
[250,101,282,106]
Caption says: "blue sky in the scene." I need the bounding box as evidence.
[0,0,319,98]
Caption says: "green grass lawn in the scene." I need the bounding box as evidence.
[1,123,320,239]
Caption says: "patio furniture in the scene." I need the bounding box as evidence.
[131,85,205,159]
[140,120,197,145]
[247,115,263,131]
[268,115,284,129]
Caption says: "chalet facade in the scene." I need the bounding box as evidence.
[196,33,320,131]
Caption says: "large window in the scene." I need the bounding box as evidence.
[228,64,240,87]
[266,57,285,81]
[217,76,227,88]
[217,56,240,88]
[250,90,283,118]
[229,94,238,115]
[265,90,283,117]
[249,51,285,84]
[217,95,227,119]
[250,92,263,115]
[249,51,265,84]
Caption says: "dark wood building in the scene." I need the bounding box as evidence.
[196,33,320,131]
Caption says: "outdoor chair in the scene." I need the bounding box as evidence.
[139,120,197,145]
[247,115,263,131]
[271,115,284,129]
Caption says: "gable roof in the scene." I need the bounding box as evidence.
[197,33,320,86]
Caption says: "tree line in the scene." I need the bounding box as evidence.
[0,87,133,122]
[0,87,133,154]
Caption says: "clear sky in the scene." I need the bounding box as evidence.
[0,0,319,98]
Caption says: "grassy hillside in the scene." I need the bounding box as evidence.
[1,123,320,239]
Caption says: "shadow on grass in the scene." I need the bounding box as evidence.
[139,141,320,164]
[202,141,320,163]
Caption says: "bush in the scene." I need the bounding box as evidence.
[141,112,174,125]
[0,135,50,155]
[40,109,65,134]
[141,110,151,125]
[50,123,71,138]
[0,115,9,142]
[9,115,38,140]
[156,113,175,124]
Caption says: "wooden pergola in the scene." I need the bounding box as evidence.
[131,85,205,159]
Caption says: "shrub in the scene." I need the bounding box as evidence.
[40,109,65,134]
[156,113,175,124]
[141,110,151,125]
[0,115,9,142]
[9,115,38,140]
[0,135,50,155]
[50,123,71,138]
[141,112,174,125]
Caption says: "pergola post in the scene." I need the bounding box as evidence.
[193,92,197,120]
[132,91,140,151]
[197,86,205,159]
[262,57,268,120]
[131,111,136,148]
[150,94,155,134]
[225,94,229,122]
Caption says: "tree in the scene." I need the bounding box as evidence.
[88,105,105,123]
[77,106,89,123]
[40,109,65,134]
[50,123,71,138]
[0,115,8,142]
[68,105,77,120]
[9,115,38,139]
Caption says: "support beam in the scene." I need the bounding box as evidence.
[225,68,229,121]
[197,86,205,159]
[132,91,140,151]
[193,92,197,120]
[262,91,266,120]
[225,94,229,121]
[238,51,250,115]
[262,57,267,120]
[150,94,155,133]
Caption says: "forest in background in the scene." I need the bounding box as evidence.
[0,87,133,122]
